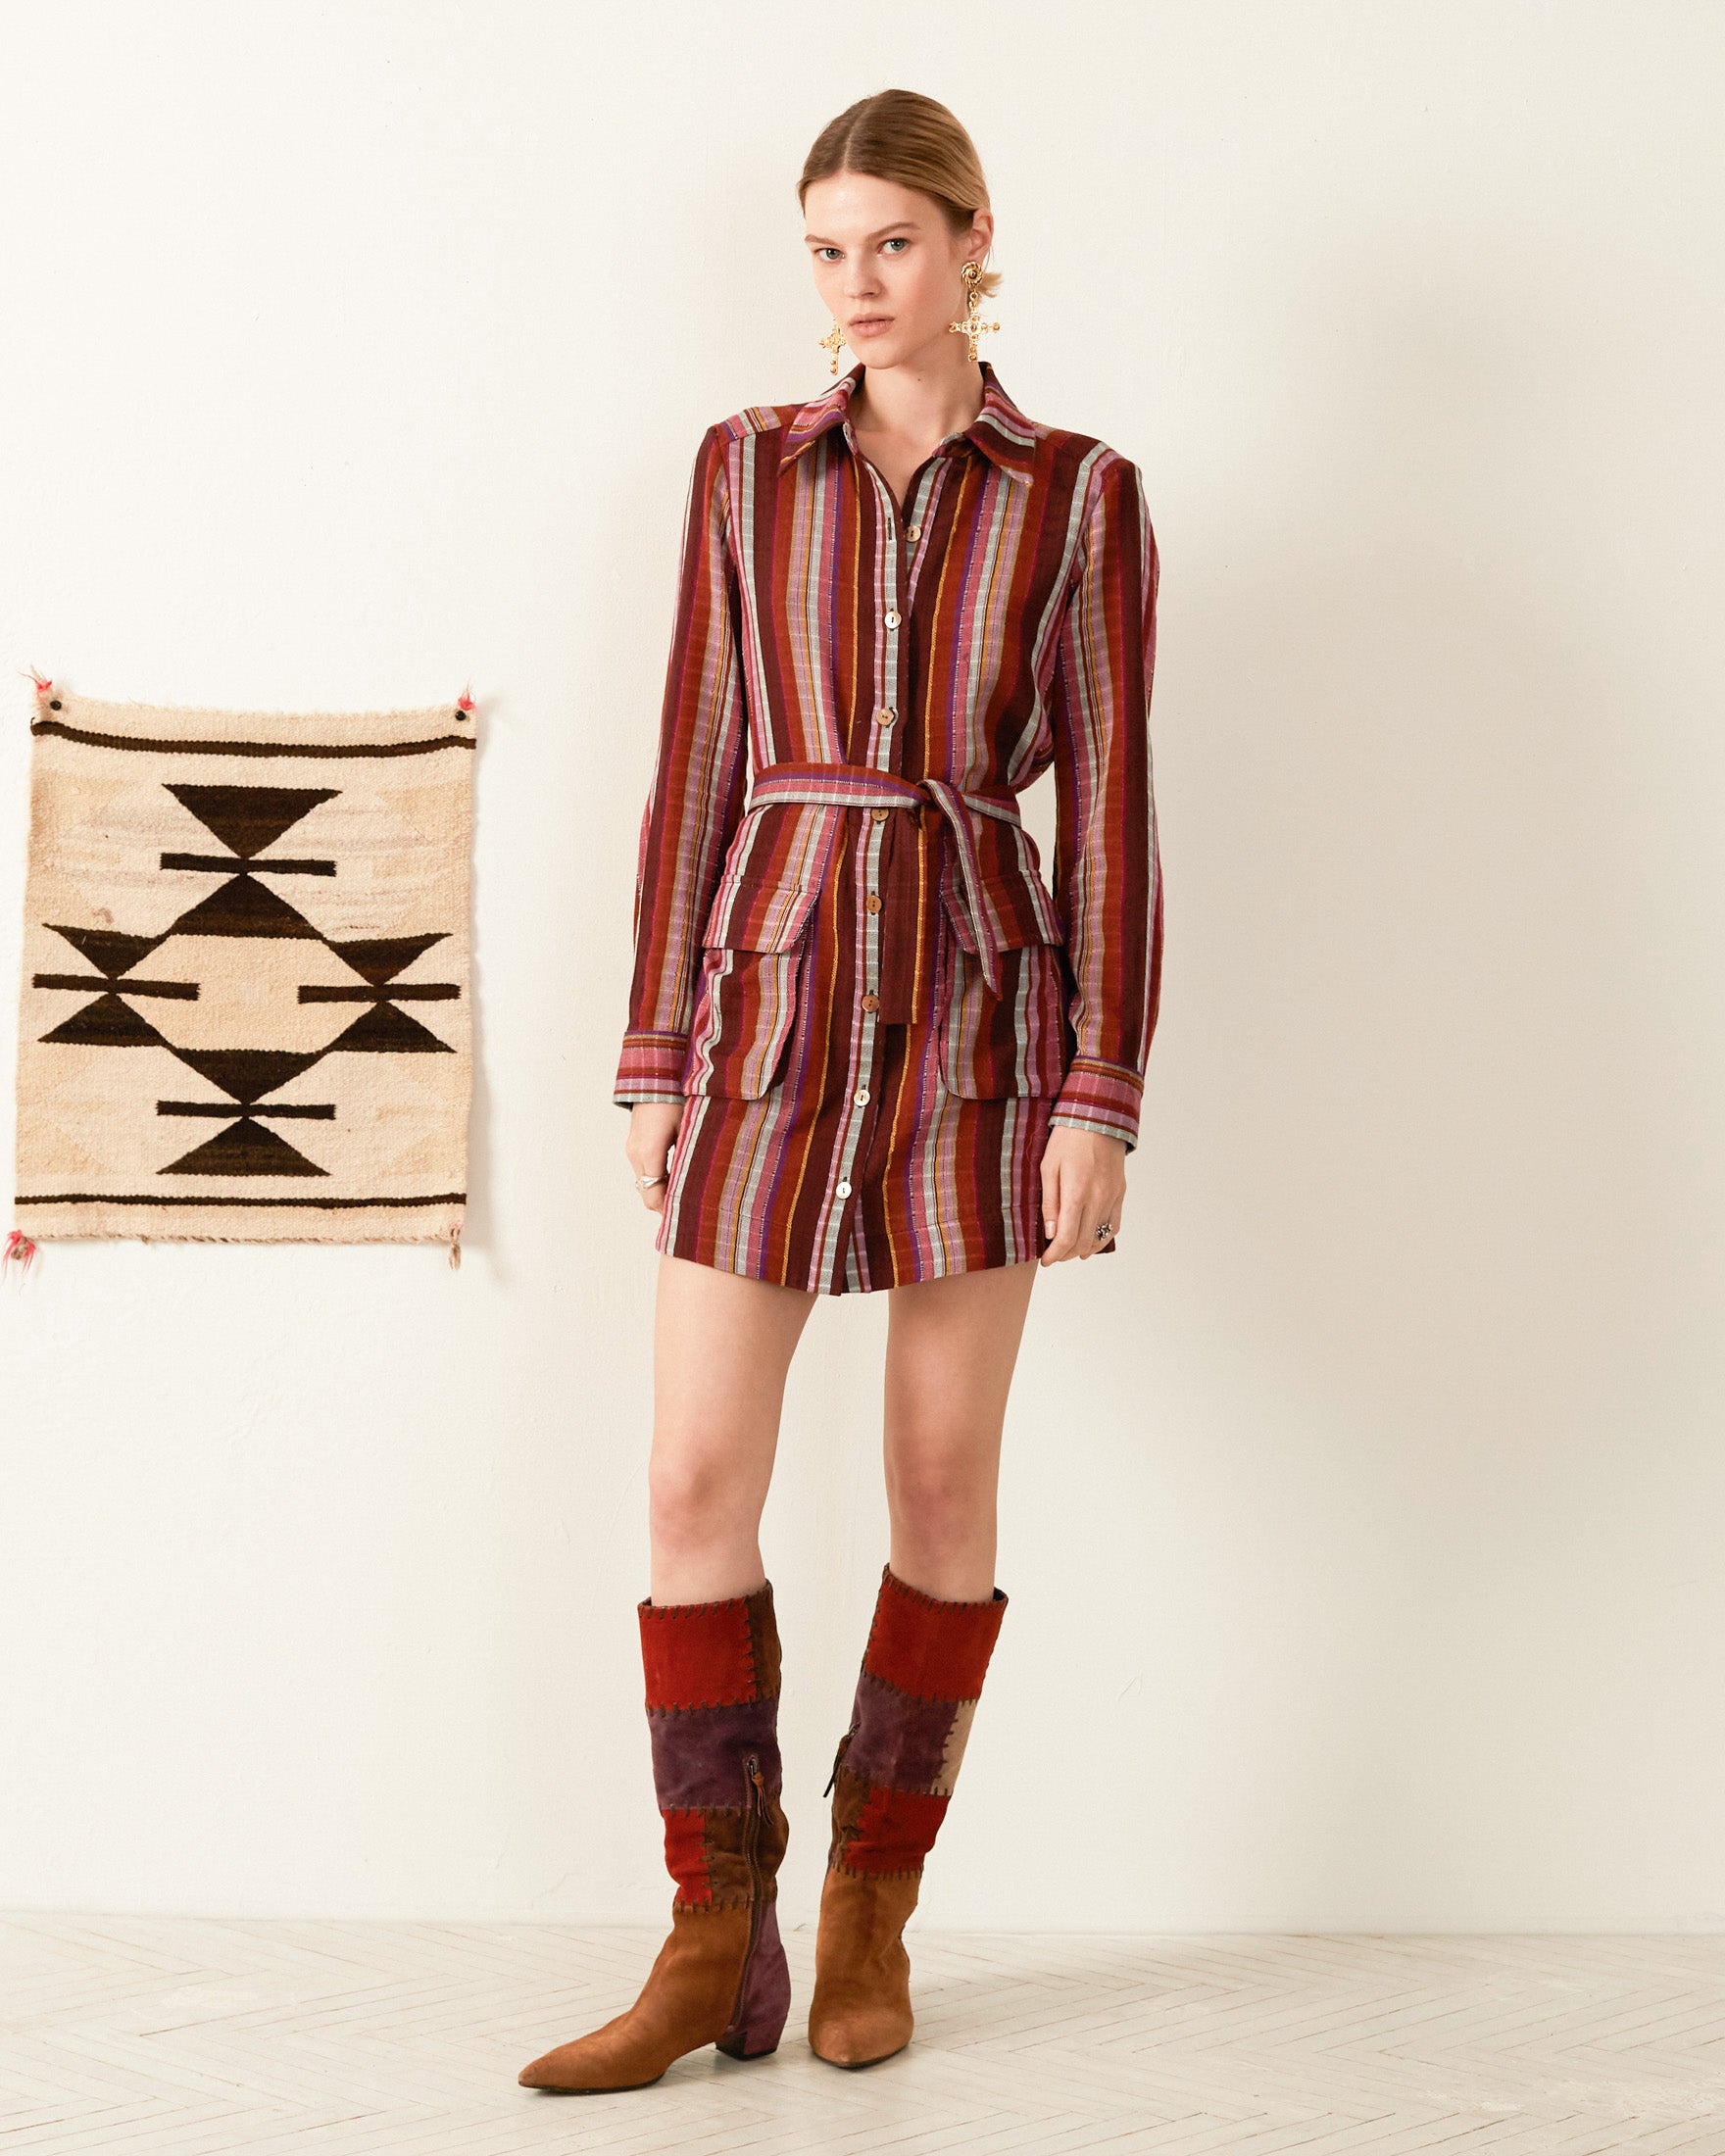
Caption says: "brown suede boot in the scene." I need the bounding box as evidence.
[808,1564,1007,2069]
[518,1581,791,2092]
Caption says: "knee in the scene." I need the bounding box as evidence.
[884,1442,994,1553]
[648,1445,751,1555]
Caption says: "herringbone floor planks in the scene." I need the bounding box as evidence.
[3,1918,1724,2153]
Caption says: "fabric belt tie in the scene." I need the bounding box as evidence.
[749,760,1021,998]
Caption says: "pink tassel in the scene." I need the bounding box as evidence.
[25,669,52,698]
[2,1229,38,1282]
[456,684,475,716]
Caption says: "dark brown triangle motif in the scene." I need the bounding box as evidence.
[325,1002,454,1054]
[160,1117,329,1177]
[40,995,170,1049]
[166,874,321,940]
[45,925,167,977]
[165,784,339,858]
[326,933,448,984]
[168,1046,327,1103]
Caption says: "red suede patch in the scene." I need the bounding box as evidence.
[662,1807,712,1904]
[862,1574,1005,1701]
[844,1783,950,1874]
[639,1598,759,1709]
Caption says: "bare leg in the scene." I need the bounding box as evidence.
[882,1258,1039,1600]
[648,1253,818,1605]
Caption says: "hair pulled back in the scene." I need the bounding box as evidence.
[798,88,1001,299]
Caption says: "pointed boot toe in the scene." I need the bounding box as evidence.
[807,1866,920,2068]
[517,1997,674,2092]
[808,2006,912,2070]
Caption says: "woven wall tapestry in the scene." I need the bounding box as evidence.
[13,685,474,1256]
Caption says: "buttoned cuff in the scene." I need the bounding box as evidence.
[1050,1056,1144,1150]
[615,1030,689,1105]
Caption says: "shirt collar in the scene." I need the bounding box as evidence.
[782,358,1041,482]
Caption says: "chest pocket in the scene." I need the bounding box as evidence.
[936,889,1071,1100]
[684,883,818,1101]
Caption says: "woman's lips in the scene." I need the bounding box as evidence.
[850,317,892,335]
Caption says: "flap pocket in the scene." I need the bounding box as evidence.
[936,915,1070,1099]
[940,878,1063,956]
[939,819,1063,951]
[684,937,809,1100]
[703,801,842,951]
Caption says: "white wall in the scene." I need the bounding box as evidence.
[3,0,1722,1934]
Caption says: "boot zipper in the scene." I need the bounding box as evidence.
[821,1724,856,1799]
[726,1753,768,2030]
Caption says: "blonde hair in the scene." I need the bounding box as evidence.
[798,89,1002,300]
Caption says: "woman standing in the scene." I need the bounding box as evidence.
[519,87,1162,2093]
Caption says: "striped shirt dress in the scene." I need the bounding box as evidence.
[613,360,1162,1297]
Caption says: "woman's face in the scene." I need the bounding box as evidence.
[803,172,993,376]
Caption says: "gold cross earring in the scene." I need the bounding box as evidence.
[819,318,846,375]
[947,262,999,362]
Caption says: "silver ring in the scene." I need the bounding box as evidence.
[1094,1221,1112,1240]
[635,1172,666,1189]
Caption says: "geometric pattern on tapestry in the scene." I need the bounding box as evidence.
[13,691,474,1246]
[36,783,458,1179]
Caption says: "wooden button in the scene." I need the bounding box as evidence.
[875,706,897,725]
[906,523,921,541]
[864,893,882,913]
[870,806,889,822]
[861,992,880,1012]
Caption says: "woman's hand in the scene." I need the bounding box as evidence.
[626,1101,684,1214]
[1039,1126,1128,1264]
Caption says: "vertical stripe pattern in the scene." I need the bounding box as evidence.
[616,362,1161,1295]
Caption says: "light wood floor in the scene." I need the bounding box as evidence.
[5,1917,1725,2152]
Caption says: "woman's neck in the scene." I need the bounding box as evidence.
[851,353,986,450]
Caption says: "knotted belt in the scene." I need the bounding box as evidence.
[749,760,1022,998]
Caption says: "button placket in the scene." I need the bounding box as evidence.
[826,445,918,1273]
[868,461,906,777]
[822,806,891,1257]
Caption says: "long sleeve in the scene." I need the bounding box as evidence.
[1046,449,1163,1150]
[614,422,751,1105]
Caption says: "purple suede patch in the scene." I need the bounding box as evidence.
[844,1669,959,1792]
[648,1695,782,1810]
[719,1899,791,2056]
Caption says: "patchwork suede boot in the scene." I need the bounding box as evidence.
[518,1581,791,2092]
[808,1564,1008,2069]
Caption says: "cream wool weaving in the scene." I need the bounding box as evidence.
[13,686,473,1251]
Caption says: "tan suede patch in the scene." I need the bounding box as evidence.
[931,1696,978,1796]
